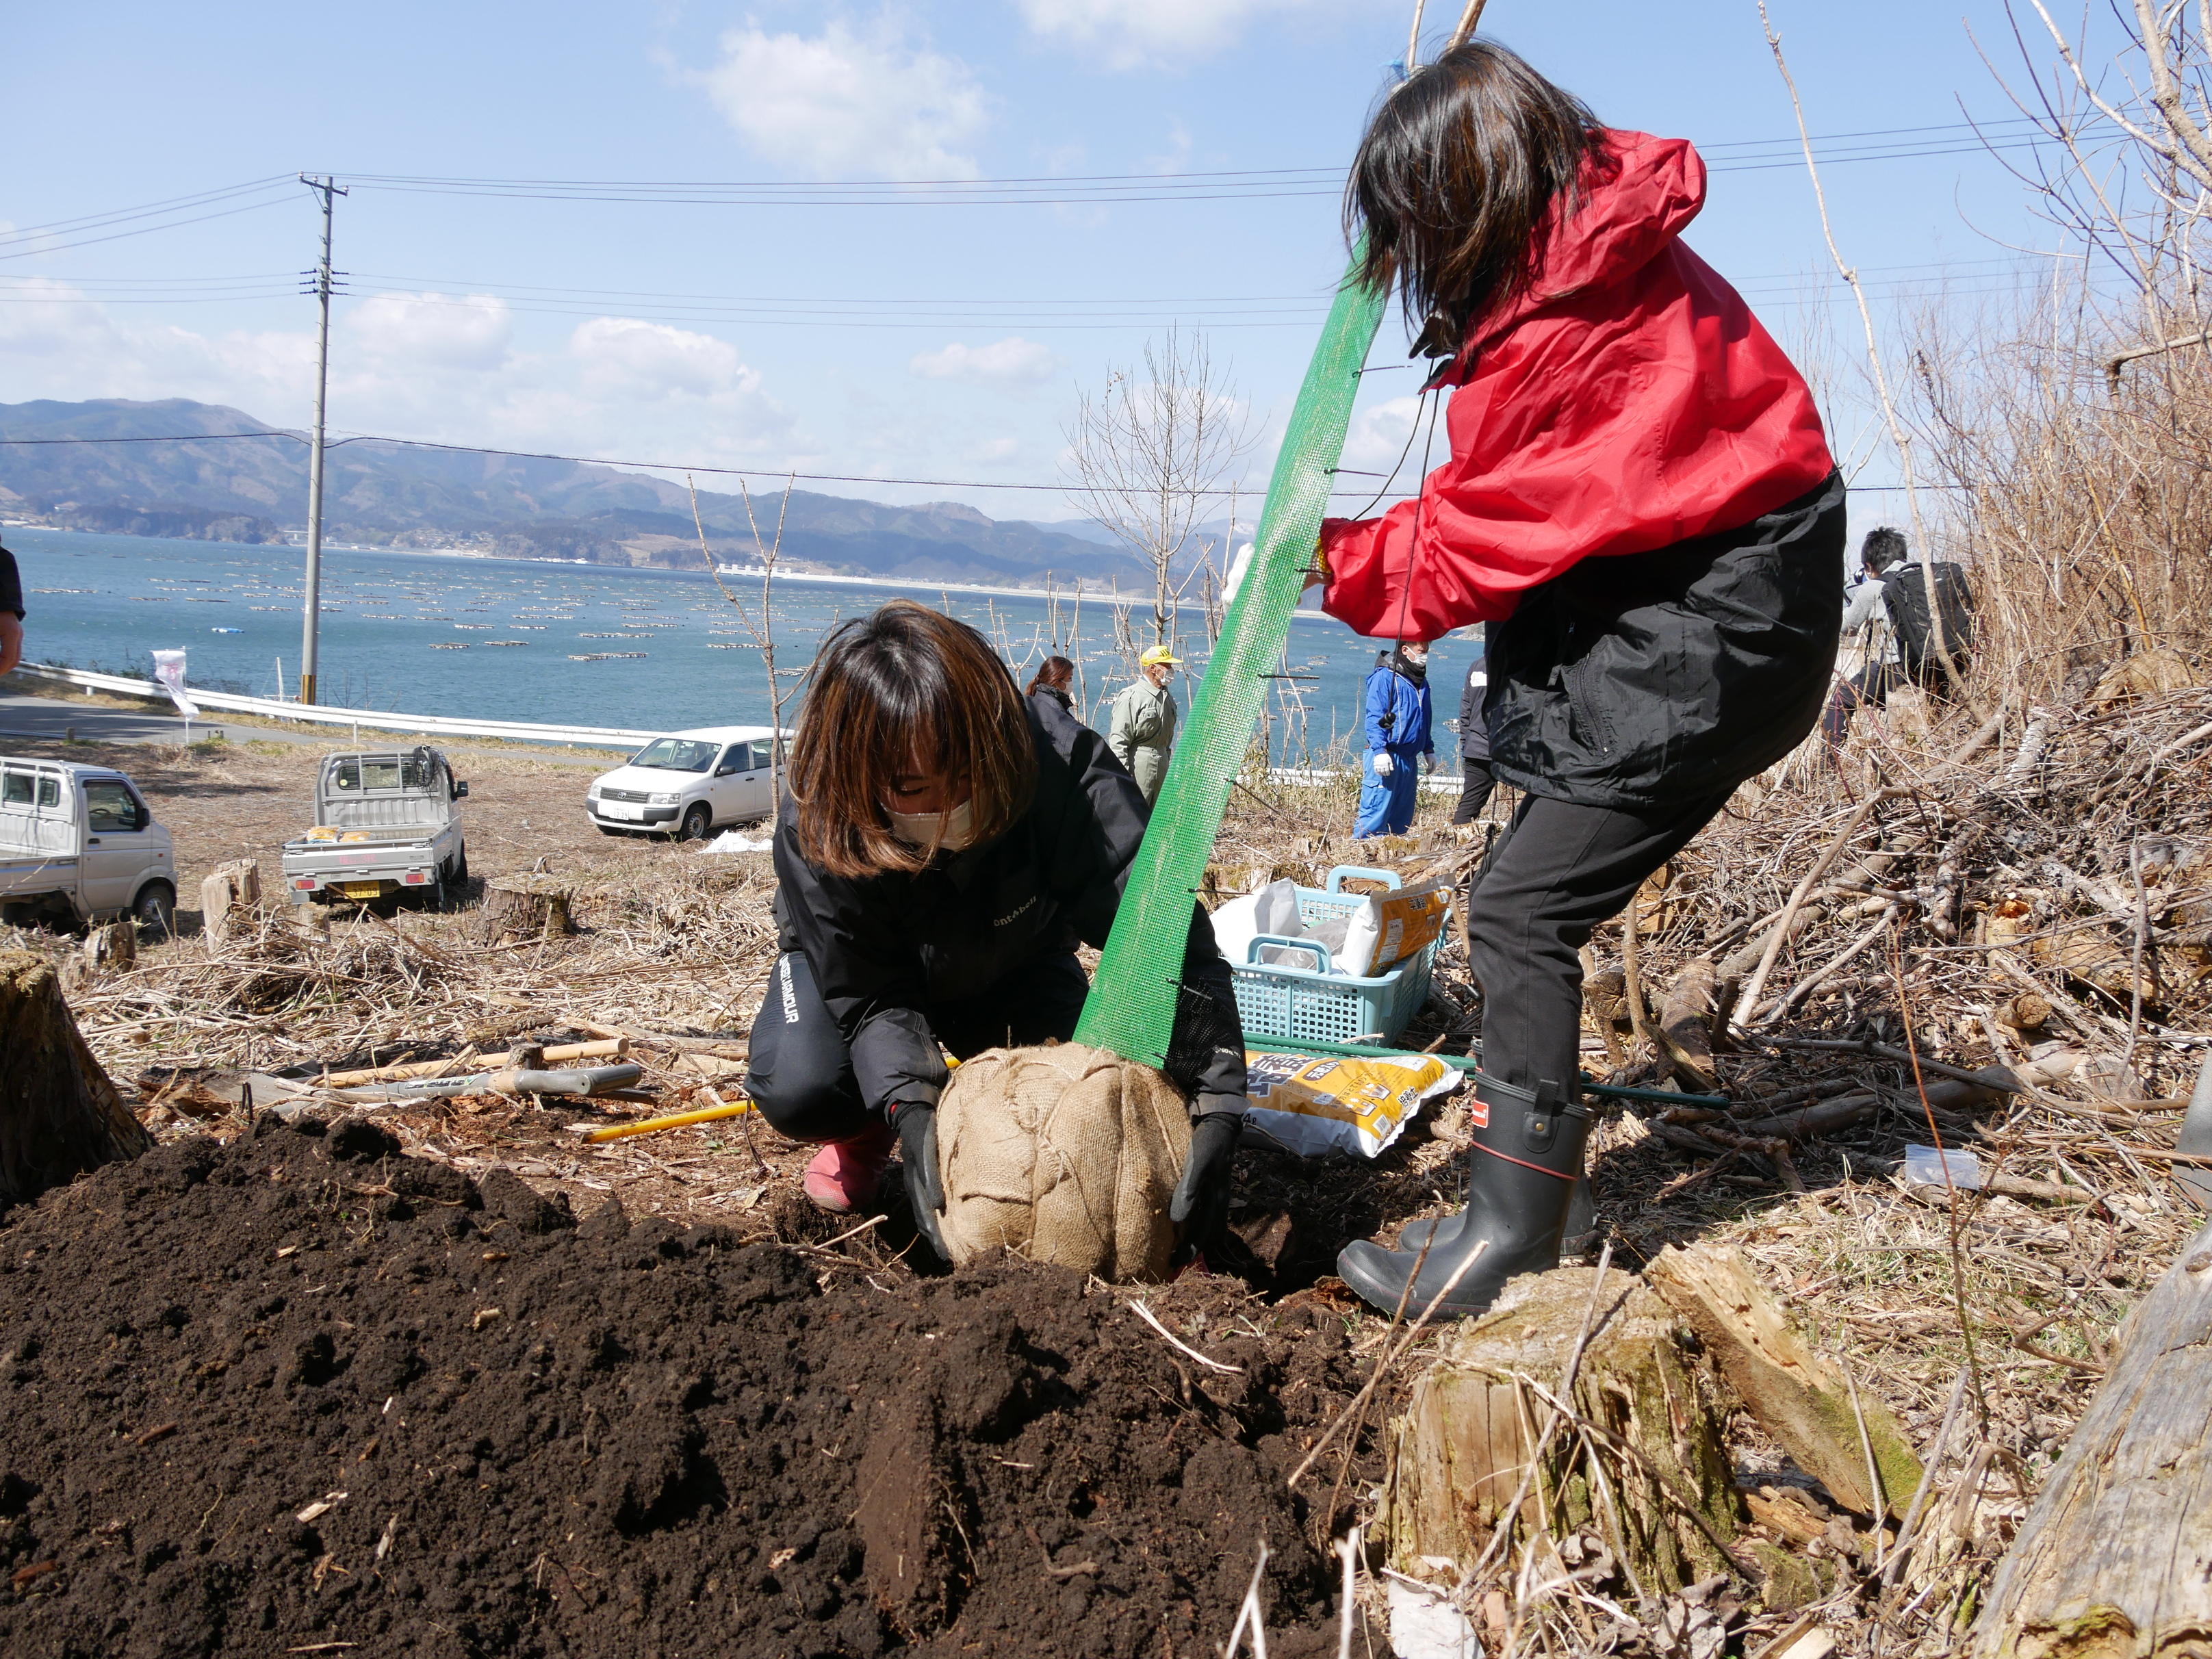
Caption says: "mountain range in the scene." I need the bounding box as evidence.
[0,398,1181,590]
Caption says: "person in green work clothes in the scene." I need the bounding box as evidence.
[1108,644,1180,804]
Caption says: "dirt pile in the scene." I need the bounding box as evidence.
[0,1119,1373,1658]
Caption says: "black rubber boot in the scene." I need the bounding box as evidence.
[1337,1071,1591,1319]
[1394,1175,1595,1258]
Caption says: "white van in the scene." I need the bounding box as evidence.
[584,725,784,842]
[0,757,177,936]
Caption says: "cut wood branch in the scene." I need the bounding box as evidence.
[318,1038,623,1088]
[1647,1244,1921,1520]
[1732,792,1903,1030]
[1658,956,1721,1090]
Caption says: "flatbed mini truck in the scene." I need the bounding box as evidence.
[0,756,177,935]
[281,747,470,910]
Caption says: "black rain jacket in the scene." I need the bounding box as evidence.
[0,545,21,619]
[1484,472,1844,809]
[770,693,1246,1120]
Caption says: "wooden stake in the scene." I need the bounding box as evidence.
[1444,0,1490,51]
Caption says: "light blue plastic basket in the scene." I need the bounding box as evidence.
[1229,865,1443,1046]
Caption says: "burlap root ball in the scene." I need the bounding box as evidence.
[934,1041,1193,1282]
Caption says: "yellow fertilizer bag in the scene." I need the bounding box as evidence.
[1339,879,1450,977]
[1241,1049,1461,1159]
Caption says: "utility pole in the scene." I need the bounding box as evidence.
[297,174,348,705]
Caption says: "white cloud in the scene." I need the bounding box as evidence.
[1339,392,1426,476]
[691,16,990,180]
[908,336,1064,389]
[0,283,796,470]
[1016,0,1364,69]
[570,316,759,400]
[345,292,513,372]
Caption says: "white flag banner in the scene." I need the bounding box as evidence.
[150,650,198,719]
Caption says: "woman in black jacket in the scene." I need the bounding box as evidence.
[1025,654,1077,715]
[745,602,1246,1256]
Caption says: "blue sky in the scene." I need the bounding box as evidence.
[1,1,2081,523]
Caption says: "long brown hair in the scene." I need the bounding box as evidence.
[788,600,1037,877]
[1025,655,1075,697]
[1346,40,1602,353]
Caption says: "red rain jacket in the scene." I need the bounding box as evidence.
[1320,130,1834,643]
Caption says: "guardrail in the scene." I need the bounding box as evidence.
[11,663,663,751]
[12,663,1480,785]
[1262,764,1471,795]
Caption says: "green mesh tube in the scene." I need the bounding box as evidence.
[1074,259,1387,1065]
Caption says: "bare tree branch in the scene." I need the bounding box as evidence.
[1760,0,1970,695]
[1062,329,1252,658]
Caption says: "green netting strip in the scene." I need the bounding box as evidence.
[1074,257,1387,1064]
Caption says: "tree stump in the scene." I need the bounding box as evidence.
[1649,1244,1920,1519]
[477,876,574,944]
[200,858,261,948]
[1972,1219,2212,1659]
[1382,1264,1742,1594]
[60,919,136,994]
[0,950,152,1214]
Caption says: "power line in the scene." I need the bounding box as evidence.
[331,116,2056,204]
[0,194,300,262]
[0,249,2061,308]
[0,113,2069,274]
[0,177,294,246]
[335,138,2046,207]
[0,257,2068,331]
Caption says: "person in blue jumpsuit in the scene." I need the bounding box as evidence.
[1354,640,1433,839]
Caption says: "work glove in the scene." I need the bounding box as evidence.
[1423,751,1437,775]
[890,1100,949,1260]
[1170,1105,1243,1246]
[1373,751,1396,778]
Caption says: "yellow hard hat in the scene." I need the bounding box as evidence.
[1140,645,1181,667]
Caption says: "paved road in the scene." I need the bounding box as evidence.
[0,687,330,748]
[0,686,608,767]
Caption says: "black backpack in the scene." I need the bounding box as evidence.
[1881,562,1975,675]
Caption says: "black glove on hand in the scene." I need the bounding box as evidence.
[1170,1107,1242,1239]
[890,1101,948,1260]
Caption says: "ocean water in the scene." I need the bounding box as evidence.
[3,526,1485,762]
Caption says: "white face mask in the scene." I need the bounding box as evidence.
[1401,646,1428,669]
[888,799,978,853]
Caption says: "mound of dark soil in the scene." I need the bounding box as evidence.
[0,1120,1377,1658]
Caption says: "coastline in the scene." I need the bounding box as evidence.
[710,563,1341,621]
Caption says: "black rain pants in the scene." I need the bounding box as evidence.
[747,949,1090,1143]
[1451,759,1497,825]
[1469,790,1732,1096]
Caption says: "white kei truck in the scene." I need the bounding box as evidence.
[0,756,177,936]
[280,747,470,911]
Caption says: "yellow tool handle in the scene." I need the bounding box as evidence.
[584,1098,754,1142]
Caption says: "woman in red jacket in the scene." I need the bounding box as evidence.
[1324,42,1844,1317]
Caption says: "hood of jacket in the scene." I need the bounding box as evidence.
[1448,130,1705,372]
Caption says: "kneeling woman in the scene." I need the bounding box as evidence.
[1320,43,1844,1315]
[747,601,1246,1254]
